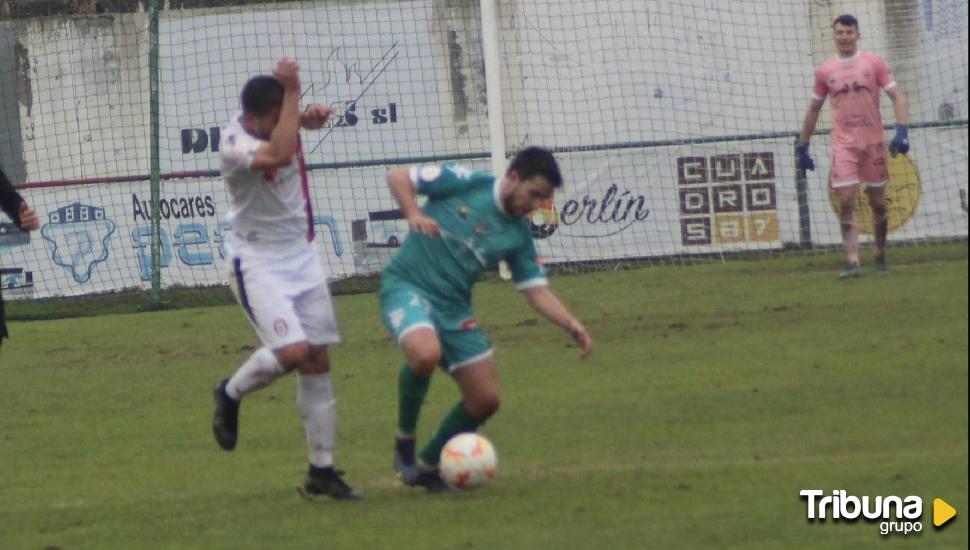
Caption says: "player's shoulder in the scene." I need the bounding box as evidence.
[442,163,492,183]
[220,114,259,161]
[222,115,253,141]
[859,50,890,67]
[416,163,493,186]
[816,55,840,72]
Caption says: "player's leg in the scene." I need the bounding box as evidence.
[865,185,889,274]
[861,144,891,275]
[831,147,864,278]
[412,320,494,492]
[398,327,441,434]
[379,278,442,483]
[213,345,309,451]
[394,327,441,477]
[418,357,498,466]
[833,185,862,276]
[292,280,360,500]
[213,256,310,450]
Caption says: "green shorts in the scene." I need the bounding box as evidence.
[378,275,492,372]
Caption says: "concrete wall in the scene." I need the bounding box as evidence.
[0,0,966,298]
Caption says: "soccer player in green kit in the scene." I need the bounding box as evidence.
[379,147,594,491]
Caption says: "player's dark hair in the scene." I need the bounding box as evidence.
[832,14,859,29]
[240,75,284,116]
[507,146,563,188]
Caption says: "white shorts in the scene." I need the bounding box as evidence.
[228,244,340,349]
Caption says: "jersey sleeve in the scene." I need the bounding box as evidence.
[812,67,829,100]
[220,128,262,176]
[506,227,548,290]
[411,163,490,199]
[873,55,896,90]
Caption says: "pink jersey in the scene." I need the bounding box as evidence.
[813,50,896,147]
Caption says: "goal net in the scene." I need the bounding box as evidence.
[0,0,966,301]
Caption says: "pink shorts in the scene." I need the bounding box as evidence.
[830,143,889,189]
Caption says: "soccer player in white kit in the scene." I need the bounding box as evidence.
[211,57,360,500]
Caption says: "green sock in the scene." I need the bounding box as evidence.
[398,363,431,436]
[418,402,481,466]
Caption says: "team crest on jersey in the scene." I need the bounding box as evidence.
[459,205,470,218]
[475,224,487,235]
[273,319,289,336]
[419,165,442,182]
[459,317,479,330]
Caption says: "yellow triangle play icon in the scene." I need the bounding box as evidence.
[933,498,957,527]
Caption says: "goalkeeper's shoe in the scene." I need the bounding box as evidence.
[212,379,240,451]
[393,436,419,484]
[412,467,452,493]
[299,467,362,501]
[838,262,862,280]
[874,257,890,276]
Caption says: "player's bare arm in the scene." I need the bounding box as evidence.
[250,57,302,171]
[885,87,909,126]
[798,98,825,145]
[300,104,333,130]
[386,167,439,237]
[522,286,593,358]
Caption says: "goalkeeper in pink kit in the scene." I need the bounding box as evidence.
[796,14,911,278]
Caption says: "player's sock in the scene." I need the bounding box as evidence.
[840,220,860,266]
[398,363,431,436]
[418,402,480,466]
[298,372,335,468]
[226,347,285,400]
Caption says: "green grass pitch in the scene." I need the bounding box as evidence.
[1,245,967,549]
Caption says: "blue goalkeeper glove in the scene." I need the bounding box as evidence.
[889,124,909,157]
[795,142,815,171]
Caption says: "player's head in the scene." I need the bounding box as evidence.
[832,14,860,57]
[502,146,562,218]
[240,75,284,139]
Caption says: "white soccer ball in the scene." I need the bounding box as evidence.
[439,433,497,490]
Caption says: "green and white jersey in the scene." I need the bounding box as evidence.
[383,163,548,302]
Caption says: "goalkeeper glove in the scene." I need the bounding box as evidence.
[889,124,909,157]
[795,142,815,171]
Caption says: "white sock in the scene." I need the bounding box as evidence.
[226,347,285,400]
[298,372,336,468]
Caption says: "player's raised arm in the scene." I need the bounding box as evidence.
[386,167,439,237]
[249,57,302,171]
[300,104,334,130]
[522,286,593,358]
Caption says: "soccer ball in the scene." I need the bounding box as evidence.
[439,433,497,490]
